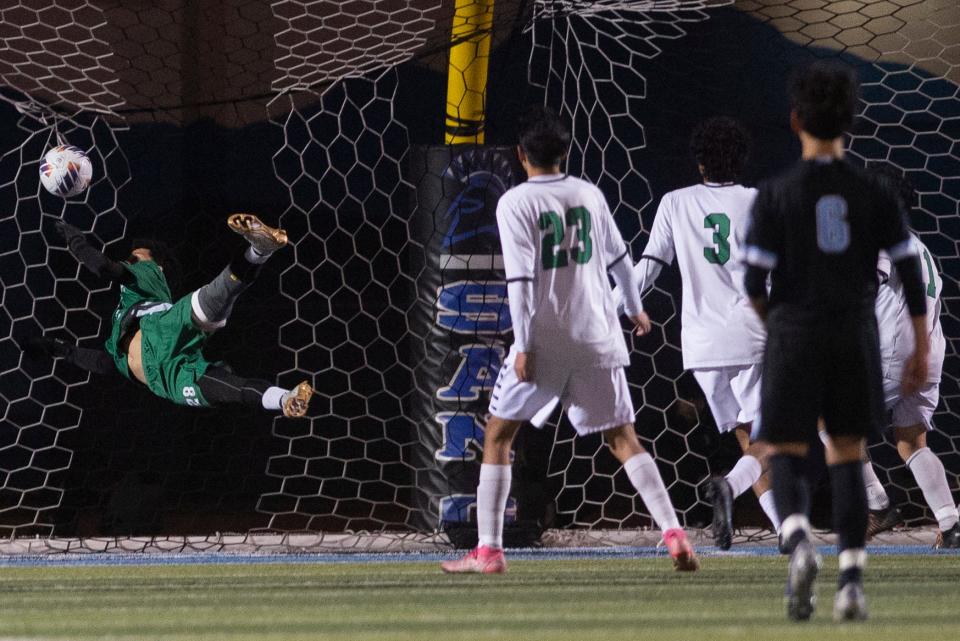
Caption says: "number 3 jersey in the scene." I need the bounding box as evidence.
[641,183,765,369]
[496,174,633,369]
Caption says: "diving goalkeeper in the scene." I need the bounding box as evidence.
[27,214,313,418]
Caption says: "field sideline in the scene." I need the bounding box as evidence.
[1,549,959,640]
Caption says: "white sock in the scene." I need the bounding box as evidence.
[781,513,811,543]
[839,548,867,572]
[624,453,681,532]
[818,429,830,447]
[758,490,781,533]
[725,455,762,498]
[906,447,959,531]
[262,386,286,410]
[476,464,511,549]
[245,245,270,264]
[862,460,890,510]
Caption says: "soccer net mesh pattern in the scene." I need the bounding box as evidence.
[0,0,956,552]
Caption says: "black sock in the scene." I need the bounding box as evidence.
[830,461,867,586]
[770,454,810,549]
[197,367,271,409]
[839,567,863,588]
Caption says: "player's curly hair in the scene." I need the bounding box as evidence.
[790,60,859,140]
[689,116,751,183]
[518,105,571,169]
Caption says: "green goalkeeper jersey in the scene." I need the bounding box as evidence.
[105,260,172,379]
[104,260,212,406]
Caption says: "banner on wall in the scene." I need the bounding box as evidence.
[409,144,542,545]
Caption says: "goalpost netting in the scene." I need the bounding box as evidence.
[0,0,956,553]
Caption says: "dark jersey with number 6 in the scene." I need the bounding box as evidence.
[745,158,917,442]
[745,159,913,317]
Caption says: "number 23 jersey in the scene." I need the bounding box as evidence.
[642,183,765,369]
[497,174,632,369]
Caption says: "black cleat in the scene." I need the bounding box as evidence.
[706,475,734,550]
[833,582,868,622]
[866,504,903,539]
[935,521,960,549]
[785,539,821,621]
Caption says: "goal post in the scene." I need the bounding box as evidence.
[445,0,496,144]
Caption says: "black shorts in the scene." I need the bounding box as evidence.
[756,306,884,444]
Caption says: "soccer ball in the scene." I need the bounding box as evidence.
[39,145,93,197]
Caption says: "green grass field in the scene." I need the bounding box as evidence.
[1,555,958,640]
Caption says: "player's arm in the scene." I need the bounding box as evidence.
[599,191,650,335]
[876,184,928,392]
[609,254,650,335]
[889,241,928,393]
[876,252,891,287]
[23,336,118,377]
[614,195,673,314]
[56,221,134,284]
[743,185,780,322]
[497,198,538,381]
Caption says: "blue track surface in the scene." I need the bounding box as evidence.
[0,545,956,567]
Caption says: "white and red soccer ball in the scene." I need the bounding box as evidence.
[39,145,93,197]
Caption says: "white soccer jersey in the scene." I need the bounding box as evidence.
[640,183,765,369]
[876,234,945,383]
[497,174,632,369]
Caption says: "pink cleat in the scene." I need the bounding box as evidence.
[664,528,700,572]
[440,545,507,574]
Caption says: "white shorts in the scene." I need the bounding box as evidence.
[692,364,762,433]
[488,348,635,436]
[883,377,939,431]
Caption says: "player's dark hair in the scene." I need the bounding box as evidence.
[790,60,859,140]
[869,162,916,212]
[127,238,179,290]
[517,105,571,169]
[689,116,751,183]
[128,238,173,269]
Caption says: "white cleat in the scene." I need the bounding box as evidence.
[833,582,868,622]
[786,539,821,621]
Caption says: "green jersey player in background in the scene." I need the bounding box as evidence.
[25,214,313,418]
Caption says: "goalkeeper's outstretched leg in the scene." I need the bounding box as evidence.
[190,214,289,331]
